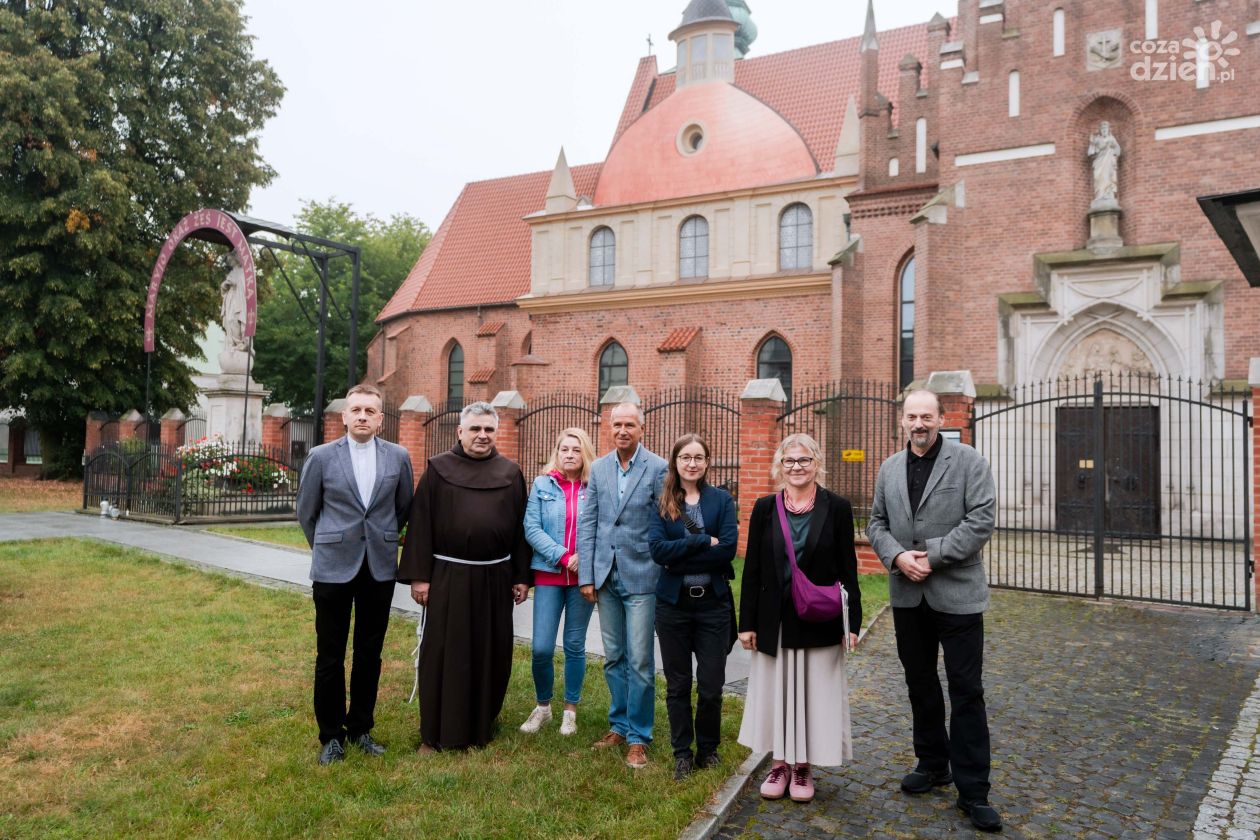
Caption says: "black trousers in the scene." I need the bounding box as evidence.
[655,590,731,760]
[312,559,395,745]
[892,600,991,802]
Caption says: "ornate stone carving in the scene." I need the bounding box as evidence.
[1058,328,1156,379]
[1086,29,1123,71]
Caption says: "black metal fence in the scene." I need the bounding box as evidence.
[380,401,401,444]
[778,379,902,535]
[973,373,1252,610]
[423,400,463,462]
[517,392,601,477]
[643,387,741,497]
[279,413,317,470]
[83,440,299,523]
[177,412,208,447]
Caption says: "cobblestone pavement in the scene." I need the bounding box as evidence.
[714,591,1260,839]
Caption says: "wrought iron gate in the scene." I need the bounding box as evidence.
[642,387,741,496]
[973,373,1252,610]
[516,393,601,476]
[423,400,463,462]
[778,380,902,538]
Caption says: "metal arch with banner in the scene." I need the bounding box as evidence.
[144,208,256,353]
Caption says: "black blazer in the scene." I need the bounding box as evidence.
[738,487,862,657]
[648,484,737,605]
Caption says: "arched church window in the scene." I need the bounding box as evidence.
[447,342,464,404]
[779,204,813,270]
[757,336,793,398]
[899,256,916,389]
[590,227,615,287]
[598,341,628,399]
[679,216,708,279]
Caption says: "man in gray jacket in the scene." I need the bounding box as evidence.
[297,383,413,765]
[867,389,1001,832]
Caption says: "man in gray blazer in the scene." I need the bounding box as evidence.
[578,402,667,768]
[297,383,414,766]
[867,389,1001,832]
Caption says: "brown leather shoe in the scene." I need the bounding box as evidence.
[625,744,648,769]
[591,731,627,750]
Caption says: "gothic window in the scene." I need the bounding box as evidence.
[899,256,916,389]
[679,215,708,279]
[757,336,793,398]
[778,203,813,270]
[447,342,464,404]
[589,226,615,287]
[598,341,628,399]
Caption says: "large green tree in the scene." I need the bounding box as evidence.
[0,0,283,475]
[252,200,430,415]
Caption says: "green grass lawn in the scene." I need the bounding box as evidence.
[0,539,749,840]
[206,523,310,549]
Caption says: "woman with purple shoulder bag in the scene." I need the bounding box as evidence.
[736,433,862,803]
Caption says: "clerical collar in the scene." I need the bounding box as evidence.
[351,439,372,450]
[907,435,943,462]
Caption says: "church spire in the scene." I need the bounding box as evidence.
[545,148,577,213]
[860,0,879,52]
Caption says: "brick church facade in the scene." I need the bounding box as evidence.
[368,0,1260,407]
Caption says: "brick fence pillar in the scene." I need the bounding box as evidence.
[118,409,143,442]
[84,411,109,454]
[323,399,347,444]
[491,391,526,467]
[599,385,641,456]
[160,408,185,450]
[398,395,432,482]
[926,370,977,446]
[261,404,289,454]
[1251,358,1260,611]
[737,379,787,555]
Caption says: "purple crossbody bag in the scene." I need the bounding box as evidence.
[775,492,849,635]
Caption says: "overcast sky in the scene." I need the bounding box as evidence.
[241,0,949,231]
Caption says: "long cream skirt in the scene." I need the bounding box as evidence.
[737,644,852,767]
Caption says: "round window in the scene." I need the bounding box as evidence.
[676,122,707,156]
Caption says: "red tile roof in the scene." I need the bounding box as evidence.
[467,367,496,384]
[476,321,505,336]
[658,326,702,352]
[378,21,933,322]
[378,164,601,318]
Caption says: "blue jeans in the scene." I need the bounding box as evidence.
[531,584,595,705]
[597,566,657,745]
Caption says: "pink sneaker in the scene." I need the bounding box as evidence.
[759,764,789,799]
[789,764,814,802]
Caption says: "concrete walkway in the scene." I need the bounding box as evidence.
[0,511,752,687]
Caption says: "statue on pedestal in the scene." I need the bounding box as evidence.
[219,252,253,374]
[1087,121,1122,210]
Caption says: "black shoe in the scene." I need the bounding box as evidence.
[696,752,721,770]
[957,798,1003,832]
[349,732,386,757]
[900,766,952,793]
[673,755,696,781]
[318,738,345,766]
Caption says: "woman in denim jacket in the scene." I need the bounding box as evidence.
[519,427,597,736]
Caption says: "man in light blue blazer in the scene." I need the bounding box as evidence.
[578,402,667,768]
[297,384,414,766]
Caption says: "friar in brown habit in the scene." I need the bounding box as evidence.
[398,402,530,751]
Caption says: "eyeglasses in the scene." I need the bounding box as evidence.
[782,457,815,470]
[677,454,707,465]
